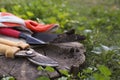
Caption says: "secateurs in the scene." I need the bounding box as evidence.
[0,38,58,67]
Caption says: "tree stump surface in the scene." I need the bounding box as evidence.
[0,35,86,80]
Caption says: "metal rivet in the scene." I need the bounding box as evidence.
[26,51,33,55]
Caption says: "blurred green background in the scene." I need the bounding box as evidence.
[0,0,120,80]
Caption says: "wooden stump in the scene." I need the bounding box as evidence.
[0,57,40,80]
[0,35,85,80]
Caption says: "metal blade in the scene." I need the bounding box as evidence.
[32,32,58,42]
[27,49,58,66]
[20,33,46,44]
[26,35,46,44]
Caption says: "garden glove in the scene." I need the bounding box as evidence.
[0,12,59,32]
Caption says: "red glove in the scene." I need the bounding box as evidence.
[25,20,59,32]
[0,12,59,32]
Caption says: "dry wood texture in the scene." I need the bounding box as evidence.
[0,35,85,80]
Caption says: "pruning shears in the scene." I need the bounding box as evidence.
[0,38,58,66]
[0,28,46,45]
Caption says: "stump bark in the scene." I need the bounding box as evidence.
[0,35,85,80]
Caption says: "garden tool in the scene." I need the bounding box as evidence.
[32,29,86,43]
[0,38,58,66]
[0,12,59,32]
[0,28,46,44]
[32,32,58,42]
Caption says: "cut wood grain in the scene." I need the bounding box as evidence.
[0,34,85,80]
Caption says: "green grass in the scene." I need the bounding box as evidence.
[0,0,120,80]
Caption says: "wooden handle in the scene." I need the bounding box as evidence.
[0,43,20,58]
[0,38,29,49]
